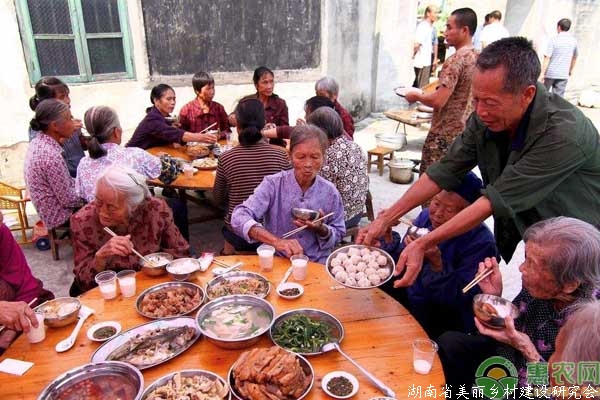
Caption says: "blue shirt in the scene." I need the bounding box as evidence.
[230,170,346,264]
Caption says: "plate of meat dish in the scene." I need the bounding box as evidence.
[91,317,200,370]
[136,282,205,319]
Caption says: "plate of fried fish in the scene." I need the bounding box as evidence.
[91,317,200,370]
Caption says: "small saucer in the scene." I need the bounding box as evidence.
[87,321,121,342]
[322,371,359,399]
[276,282,304,300]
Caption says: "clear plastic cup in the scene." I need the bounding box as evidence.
[95,270,118,300]
[117,270,137,298]
[257,244,275,272]
[183,165,194,178]
[27,312,46,343]
[412,338,438,374]
[225,131,233,145]
[290,254,309,280]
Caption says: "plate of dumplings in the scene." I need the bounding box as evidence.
[326,245,395,289]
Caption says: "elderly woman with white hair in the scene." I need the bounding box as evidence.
[438,217,600,390]
[70,165,189,295]
[314,76,355,138]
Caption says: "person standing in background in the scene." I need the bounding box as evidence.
[472,13,491,51]
[540,18,578,97]
[413,5,439,88]
[479,10,509,48]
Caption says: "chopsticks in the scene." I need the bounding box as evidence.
[282,212,334,239]
[103,227,154,265]
[398,217,414,227]
[212,258,235,268]
[199,122,217,134]
[462,267,494,293]
[0,298,38,333]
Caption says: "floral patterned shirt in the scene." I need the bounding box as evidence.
[24,134,81,229]
[320,136,369,221]
[71,197,189,292]
[75,143,161,202]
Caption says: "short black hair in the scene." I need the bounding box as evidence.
[252,66,274,85]
[476,37,540,93]
[29,77,69,111]
[451,8,477,36]
[192,71,214,92]
[304,96,334,115]
[558,18,572,31]
[149,83,174,104]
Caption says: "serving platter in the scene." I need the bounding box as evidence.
[142,369,231,400]
[135,281,205,319]
[269,308,344,356]
[326,245,395,289]
[205,271,271,301]
[91,317,200,370]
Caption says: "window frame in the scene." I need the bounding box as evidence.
[15,0,136,84]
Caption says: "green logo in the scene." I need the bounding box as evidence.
[475,356,518,399]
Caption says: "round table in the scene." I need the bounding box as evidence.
[146,145,217,191]
[0,256,445,399]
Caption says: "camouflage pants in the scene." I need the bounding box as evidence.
[419,130,458,176]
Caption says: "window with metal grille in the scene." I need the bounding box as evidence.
[15,0,135,84]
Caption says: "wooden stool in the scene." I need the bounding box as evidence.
[367,147,395,176]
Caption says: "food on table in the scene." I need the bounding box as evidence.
[146,254,171,267]
[278,287,300,297]
[232,346,312,400]
[326,375,353,397]
[92,326,118,340]
[107,326,197,367]
[38,299,79,319]
[167,259,199,274]
[145,372,229,400]
[207,277,269,299]
[139,286,202,318]
[271,314,335,353]
[199,304,271,340]
[187,143,210,157]
[53,375,138,400]
[329,246,392,288]
[192,158,218,169]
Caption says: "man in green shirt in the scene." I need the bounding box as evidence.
[359,37,600,287]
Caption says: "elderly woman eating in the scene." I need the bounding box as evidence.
[231,125,345,263]
[70,166,189,295]
[437,217,600,390]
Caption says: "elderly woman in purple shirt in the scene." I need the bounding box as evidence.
[231,125,345,264]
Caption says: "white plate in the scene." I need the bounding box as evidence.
[86,321,121,342]
[416,111,433,119]
[322,370,359,399]
[417,103,434,113]
[276,282,304,299]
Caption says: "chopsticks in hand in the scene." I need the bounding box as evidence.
[462,267,494,293]
[199,122,217,134]
[281,212,335,239]
[103,226,154,266]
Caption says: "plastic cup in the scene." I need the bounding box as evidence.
[225,131,233,145]
[27,312,46,344]
[412,338,438,374]
[257,244,275,272]
[183,165,194,178]
[95,270,118,300]
[290,255,309,281]
[117,270,137,298]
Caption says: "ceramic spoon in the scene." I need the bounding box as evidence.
[276,267,294,291]
[55,305,94,353]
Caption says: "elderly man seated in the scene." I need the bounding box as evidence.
[380,172,499,339]
[438,217,600,391]
[70,165,189,295]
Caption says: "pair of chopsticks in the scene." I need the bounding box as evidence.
[462,267,494,293]
[103,227,154,266]
[212,258,235,268]
[199,122,217,134]
[282,212,334,239]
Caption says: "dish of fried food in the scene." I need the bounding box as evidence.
[187,143,210,157]
[192,158,219,170]
[138,285,203,318]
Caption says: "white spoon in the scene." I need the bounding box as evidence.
[276,267,294,291]
[55,305,94,353]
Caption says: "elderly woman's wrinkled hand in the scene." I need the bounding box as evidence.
[0,301,37,333]
[293,209,326,235]
[97,234,134,258]
[475,315,541,361]
[273,239,303,258]
[477,257,503,296]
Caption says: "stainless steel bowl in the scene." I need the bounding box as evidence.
[473,294,520,329]
[205,271,271,301]
[292,207,319,221]
[326,245,395,290]
[166,258,201,281]
[270,308,344,356]
[140,252,173,277]
[35,297,81,328]
[136,282,205,319]
[196,295,274,350]
[228,348,314,400]
[142,369,230,400]
[37,361,144,400]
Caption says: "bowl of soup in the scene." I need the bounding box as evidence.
[195,295,274,350]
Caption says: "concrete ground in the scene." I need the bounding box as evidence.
[11,105,600,300]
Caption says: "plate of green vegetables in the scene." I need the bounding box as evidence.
[269,308,344,356]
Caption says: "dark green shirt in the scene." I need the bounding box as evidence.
[427,83,600,260]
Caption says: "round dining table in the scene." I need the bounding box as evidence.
[0,256,445,399]
[147,145,217,192]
